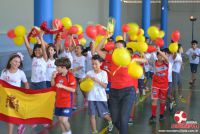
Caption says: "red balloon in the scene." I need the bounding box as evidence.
[7,29,16,39]
[155,38,164,47]
[147,45,156,53]
[73,37,79,45]
[69,25,78,34]
[122,24,130,33]
[78,33,84,39]
[171,30,180,42]
[52,19,63,29]
[86,25,97,39]
[104,42,115,51]
[96,24,104,35]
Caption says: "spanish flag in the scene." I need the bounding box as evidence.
[0,80,56,124]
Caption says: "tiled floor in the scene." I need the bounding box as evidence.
[0,63,200,134]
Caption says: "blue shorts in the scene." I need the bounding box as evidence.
[190,63,198,73]
[88,101,110,118]
[46,81,51,88]
[55,107,72,117]
[145,71,153,79]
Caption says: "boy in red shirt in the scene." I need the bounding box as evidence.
[149,48,169,123]
[51,57,76,134]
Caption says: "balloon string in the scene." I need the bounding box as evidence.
[112,66,121,76]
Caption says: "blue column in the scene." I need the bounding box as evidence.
[161,0,168,48]
[34,0,53,43]
[109,0,121,38]
[142,0,151,37]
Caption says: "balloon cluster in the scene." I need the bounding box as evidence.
[7,25,27,46]
[168,31,180,53]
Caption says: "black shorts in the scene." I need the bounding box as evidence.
[190,63,198,73]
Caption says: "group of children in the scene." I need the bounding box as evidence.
[1,27,199,134]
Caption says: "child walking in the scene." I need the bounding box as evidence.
[85,55,113,134]
[51,57,76,134]
[149,48,169,123]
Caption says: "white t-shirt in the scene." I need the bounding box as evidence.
[85,51,93,72]
[72,52,86,79]
[168,55,174,82]
[0,69,27,87]
[46,59,56,81]
[172,53,182,73]
[87,70,108,101]
[31,57,47,82]
[58,50,73,65]
[186,48,200,64]
[144,52,157,72]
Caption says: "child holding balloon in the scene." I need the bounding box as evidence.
[24,32,48,89]
[84,54,113,134]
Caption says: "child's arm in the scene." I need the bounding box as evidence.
[56,83,75,92]
[39,32,48,62]
[132,58,147,64]
[95,37,107,59]
[157,47,169,63]
[24,82,29,89]
[24,35,33,57]
[51,71,58,86]
[86,75,107,89]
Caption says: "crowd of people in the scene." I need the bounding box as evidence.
[1,28,199,134]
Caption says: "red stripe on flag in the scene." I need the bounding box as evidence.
[0,113,52,125]
[0,80,56,94]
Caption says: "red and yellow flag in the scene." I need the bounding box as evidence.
[0,80,56,124]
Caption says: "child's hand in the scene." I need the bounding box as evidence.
[56,83,64,89]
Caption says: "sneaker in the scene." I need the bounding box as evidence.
[43,124,49,127]
[17,124,26,134]
[179,96,186,103]
[149,115,156,124]
[108,121,113,132]
[92,130,98,134]
[31,124,37,128]
[128,118,133,125]
[159,114,165,121]
[72,106,77,111]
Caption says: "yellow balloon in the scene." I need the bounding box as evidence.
[29,37,37,44]
[128,61,143,79]
[79,38,87,45]
[147,26,159,40]
[112,47,131,66]
[61,17,72,29]
[13,37,24,46]
[137,35,145,42]
[14,25,26,37]
[169,42,178,53]
[137,42,148,53]
[138,29,144,36]
[159,31,165,38]
[127,23,139,35]
[115,35,123,41]
[95,35,107,47]
[80,78,94,92]
[129,34,138,41]
[126,42,138,52]
[74,24,83,35]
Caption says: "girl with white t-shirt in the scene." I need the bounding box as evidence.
[24,33,48,89]
[71,44,87,108]
[46,45,57,87]
[0,53,29,134]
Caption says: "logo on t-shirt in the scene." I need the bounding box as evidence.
[192,53,197,60]
[59,80,64,84]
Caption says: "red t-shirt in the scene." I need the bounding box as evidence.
[101,61,112,82]
[152,61,168,89]
[105,54,134,89]
[55,72,76,107]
